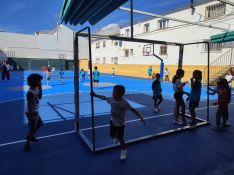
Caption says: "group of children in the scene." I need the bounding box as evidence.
[24,68,232,161]
[152,68,231,129]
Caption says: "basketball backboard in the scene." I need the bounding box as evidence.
[143,44,154,56]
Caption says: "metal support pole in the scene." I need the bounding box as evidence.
[178,45,184,69]
[130,0,134,38]
[87,27,96,152]
[77,27,96,151]
[74,33,80,132]
[207,42,210,123]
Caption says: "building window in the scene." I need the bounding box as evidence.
[95,58,100,64]
[130,49,133,56]
[204,42,222,51]
[59,54,66,59]
[124,49,129,57]
[114,41,118,46]
[103,42,106,48]
[160,45,167,55]
[144,23,150,33]
[205,3,226,19]
[111,57,118,64]
[125,29,129,37]
[158,19,169,29]
[102,57,106,64]
[96,42,100,49]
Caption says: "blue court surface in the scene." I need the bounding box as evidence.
[0,70,234,175]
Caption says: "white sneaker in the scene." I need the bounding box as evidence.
[120,150,127,160]
[153,108,158,112]
[156,106,160,111]
[113,138,119,144]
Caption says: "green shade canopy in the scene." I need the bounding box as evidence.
[60,0,129,26]
[210,31,234,43]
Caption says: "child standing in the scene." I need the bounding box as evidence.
[59,68,64,84]
[172,68,189,124]
[80,68,86,81]
[92,85,145,160]
[24,74,43,151]
[45,67,51,86]
[211,78,231,129]
[93,66,100,87]
[189,70,202,127]
[112,67,115,77]
[164,68,170,82]
[152,73,163,112]
[148,66,152,79]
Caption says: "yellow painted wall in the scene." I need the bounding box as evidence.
[79,59,206,82]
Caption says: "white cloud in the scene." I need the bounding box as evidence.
[97,23,120,35]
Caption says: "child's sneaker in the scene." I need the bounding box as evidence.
[173,119,182,125]
[211,125,221,130]
[153,107,158,112]
[156,106,160,111]
[113,138,119,144]
[120,149,127,160]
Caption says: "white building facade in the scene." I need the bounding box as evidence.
[91,0,234,66]
[0,25,75,60]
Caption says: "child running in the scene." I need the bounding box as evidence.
[189,70,202,127]
[209,78,231,129]
[24,74,43,151]
[91,85,145,160]
[93,66,100,87]
[152,73,163,112]
[172,68,189,124]
[59,68,64,84]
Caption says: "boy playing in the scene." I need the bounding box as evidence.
[152,73,163,112]
[209,78,231,129]
[91,85,145,160]
[189,70,202,127]
[93,66,100,87]
[59,68,64,84]
[24,74,43,151]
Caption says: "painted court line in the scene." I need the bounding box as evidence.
[0,103,233,148]
[0,131,75,147]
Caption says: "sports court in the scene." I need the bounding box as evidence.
[0,71,234,175]
[1,0,234,174]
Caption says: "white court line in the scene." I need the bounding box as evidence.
[2,103,234,148]
[0,130,75,147]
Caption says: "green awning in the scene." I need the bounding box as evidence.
[60,0,129,26]
[210,31,234,43]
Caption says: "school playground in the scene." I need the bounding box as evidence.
[0,70,234,175]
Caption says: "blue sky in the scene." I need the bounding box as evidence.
[0,0,192,34]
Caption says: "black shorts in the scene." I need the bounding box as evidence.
[174,92,183,100]
[110,120,125,140]
[189,100,199,108]
[153,95,162,100]
[93,80,99,83]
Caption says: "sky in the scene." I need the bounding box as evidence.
[0,0,195,34]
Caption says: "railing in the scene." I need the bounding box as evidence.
[203,48,234,84]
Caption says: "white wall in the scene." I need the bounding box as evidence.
[92,0,234,65]
[0,25,75,60]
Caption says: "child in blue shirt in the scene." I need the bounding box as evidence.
[59,68,64,84]
[80,68,86,81]
[148,66,152,79]
[189,70,202,127]
[93,66,100,87]
[152,73,163,112]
